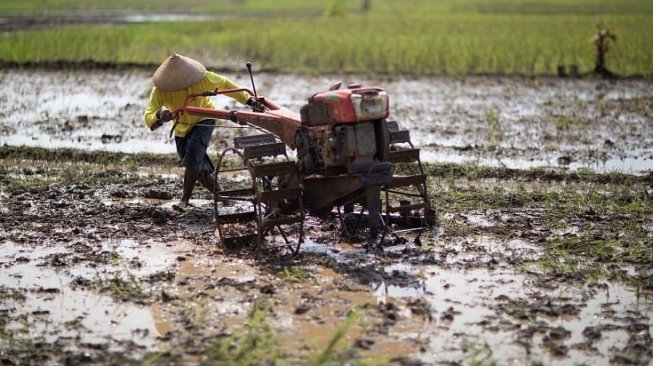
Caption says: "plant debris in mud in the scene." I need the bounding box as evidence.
[1,137,653,365]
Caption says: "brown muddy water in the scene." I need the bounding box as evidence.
[1,70,652,365]
[0,70,652,174]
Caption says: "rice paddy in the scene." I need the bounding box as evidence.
[1,0,652,76]
[1,2,653,365]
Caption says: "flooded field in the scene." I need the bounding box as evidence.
[1,70,652,174]
[0,13,220,32]
[1,70,652,365]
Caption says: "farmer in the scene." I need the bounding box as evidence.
[144,53,263,210]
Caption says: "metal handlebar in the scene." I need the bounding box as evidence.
[184,88,256,102]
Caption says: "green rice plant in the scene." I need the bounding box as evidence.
[539,244,580,275]
[0,0,337,14]
[324,0,346,17]
[199,302,373,366]
[547,228,652,265]
[463,340,499,366]
[309,308,362,366]
[203,301,283,366]
[139,353,166,366]
[3,176,54,192]
[556,115,573,131]
[92,269,143,299]
[485,108,503,144]
[276,266,311,283]
[1,1,652,76]
[91,253,145,299]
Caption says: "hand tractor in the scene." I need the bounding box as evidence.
[172,63,435,254]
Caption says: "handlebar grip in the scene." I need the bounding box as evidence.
[199,89,220,97]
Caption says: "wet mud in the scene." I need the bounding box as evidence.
[1,70,652,174]
[1,70,652,365]
[1,149,652,365]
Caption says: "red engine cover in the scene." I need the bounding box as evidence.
[309,87,389,123]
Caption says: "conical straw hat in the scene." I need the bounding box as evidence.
[152,53,206,91]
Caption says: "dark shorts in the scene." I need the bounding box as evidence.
[175,119,215,173]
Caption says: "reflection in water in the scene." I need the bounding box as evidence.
[0,240,183,354]
[2,71,652,174]
[1,265,159,350]
[372,263,653,365]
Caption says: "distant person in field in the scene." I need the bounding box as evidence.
[144,53,263,210]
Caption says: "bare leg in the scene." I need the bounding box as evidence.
[180,167,201,204]
[198,171,220,194]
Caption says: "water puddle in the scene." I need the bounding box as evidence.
[100,239,183,276]
[300,239,373,263]
[569,155,653,175]
[372,263,653,365]
[0,239,192,355]
[0,13,221,32]
[2,71,652,174]
[177,255,257,283]
[273,265,417,361]
[0,237,263,359]
[119,14,217,23]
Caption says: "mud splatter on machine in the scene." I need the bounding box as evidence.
[173,64,434,254]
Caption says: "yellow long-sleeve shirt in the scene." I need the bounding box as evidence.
[144,71,250,137]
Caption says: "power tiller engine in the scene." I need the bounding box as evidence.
[172,70,433,254]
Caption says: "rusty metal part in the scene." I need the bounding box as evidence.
[173,89,301,148]
[379,121,435,244]
[175,86,433,251]
[213,134,304,255]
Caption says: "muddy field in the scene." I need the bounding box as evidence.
[1,70,652,173]
[0,70,652,365]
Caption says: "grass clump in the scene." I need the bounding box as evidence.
[529,184,652,285]
[485,108,503,145]
[2,175,55,192]
[200,302,373,366]
[547,226,653,265]
[93,269,144,300]
[91,254,156,301]
[0,145,177,168]
[201,301,283,366]
[463,340,499,366]
[427,168,652,289]
[276,266,311,283]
